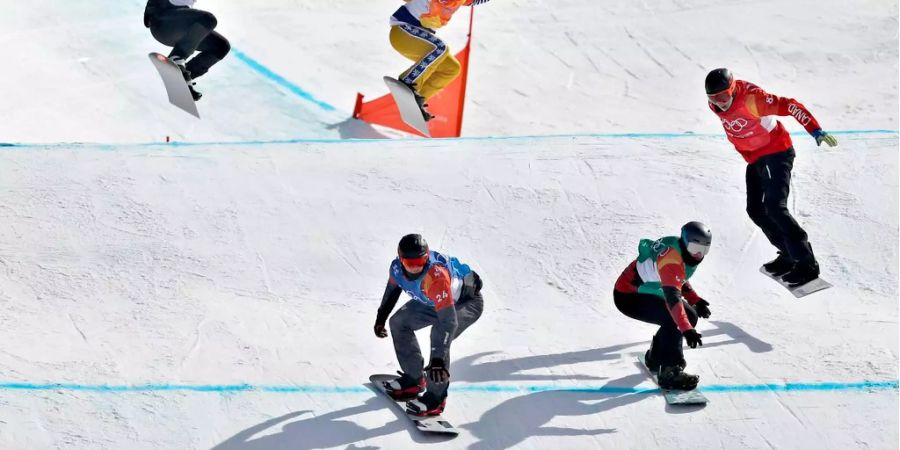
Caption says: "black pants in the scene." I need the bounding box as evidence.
[746,148,814,263]
[149,9,230,79]
[614,291,698,366]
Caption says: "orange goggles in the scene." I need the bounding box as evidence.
[707,82,735,104]
[400,255,429,270]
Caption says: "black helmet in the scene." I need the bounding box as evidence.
[680,221,712,262]
[398,233,429,259]
[705,68,734,95]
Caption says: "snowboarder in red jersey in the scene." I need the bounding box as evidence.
[705,68,838,287]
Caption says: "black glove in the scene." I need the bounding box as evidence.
[426,358,449,383]
[373,321,387,338]
[683,329,703,348]
[694,299,711,319]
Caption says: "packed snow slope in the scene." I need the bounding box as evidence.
[0,134,896,450]
[0,0,896,141]
[0,1,897,450]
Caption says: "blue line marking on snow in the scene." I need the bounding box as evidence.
[230,47,336,112]
[0,380,895,395]
[0,129,896,149]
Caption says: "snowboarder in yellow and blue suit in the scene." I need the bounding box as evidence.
[389,0,490,120]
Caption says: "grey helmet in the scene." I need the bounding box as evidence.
[680,221,712,261]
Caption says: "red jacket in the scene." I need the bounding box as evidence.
[710,80,822,164]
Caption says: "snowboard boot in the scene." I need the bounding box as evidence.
[413,93,433,122]
[763,252,794,277]
[169,56,191,80]
[403,81,432,122]
[406,391,446,416]
[383,371,426,401]
[657,365,699,391]
[187,83,203,101]
[645,341,686,373]
[643,349,660,372]
[170,56,203,101]
[781,258,819,287]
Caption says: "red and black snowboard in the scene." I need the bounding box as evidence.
[368,374,458,436]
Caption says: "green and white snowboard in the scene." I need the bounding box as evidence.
[638,354,708,406]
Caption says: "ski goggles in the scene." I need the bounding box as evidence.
[400,255,429,271]
[707,83,735,105]
[686,241,711,260]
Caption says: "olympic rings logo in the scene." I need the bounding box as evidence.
[721,117,749,132]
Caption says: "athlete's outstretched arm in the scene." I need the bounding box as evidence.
[746,84,837,146]
[745,84,820,130]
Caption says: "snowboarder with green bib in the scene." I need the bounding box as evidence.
[613,221,713,390]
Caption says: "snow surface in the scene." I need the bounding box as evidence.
[0,0,897,449]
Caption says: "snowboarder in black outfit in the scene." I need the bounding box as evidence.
[144,0,231,100]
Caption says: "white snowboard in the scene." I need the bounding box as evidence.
[383,76,431,137]
[369,374,458,436]
[148,52,200,118]
[759,266,832,298]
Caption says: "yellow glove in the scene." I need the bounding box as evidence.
[812,129,838,147]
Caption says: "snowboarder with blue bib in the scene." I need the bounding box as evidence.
[374,234,484,416]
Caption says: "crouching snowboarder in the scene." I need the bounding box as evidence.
[374,234,484,416]
[613,222,713,390]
